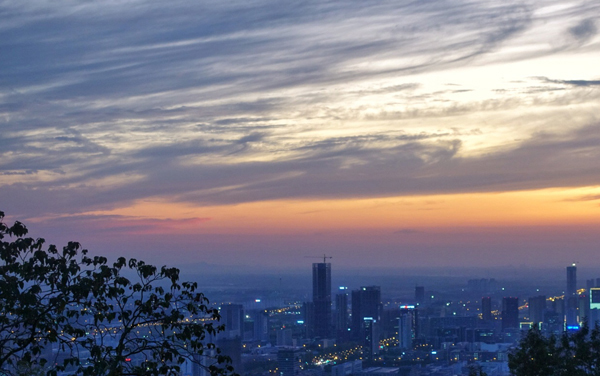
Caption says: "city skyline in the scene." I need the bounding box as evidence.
[1,0,600,269]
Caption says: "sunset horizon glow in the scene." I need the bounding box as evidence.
[2,0,600,269]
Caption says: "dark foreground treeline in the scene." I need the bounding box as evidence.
[0,210,235,376]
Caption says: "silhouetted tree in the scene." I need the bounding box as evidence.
[509,324,600,376]
[508,327,559,376]
[0,210,234,376]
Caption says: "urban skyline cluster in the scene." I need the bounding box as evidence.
[198,260,600,376]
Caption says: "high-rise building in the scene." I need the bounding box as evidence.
[277,329,294,347]
[542,310,563,336]
[192,349,216,376]
[398,305,417,350]
[380,308,401,341]
[303,302,315,338]
[251,309,270,342]
[529,296,546,326]
[548,297,565,317]
[220,304,244,339]
[579,294,590,325]
[351,286,382,341]
[312,262,332,338]
[589,288,600,325]
[216,336,243,374]
[415,286,425,305]
[567,264,577,297]
[567,264,578,327]
[502,297,519,331]
[278,348,302,376]
[363,317,379,359]
[335,287,349,341]
[481,297,492,321]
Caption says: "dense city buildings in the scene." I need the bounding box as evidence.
[35,261,598,376]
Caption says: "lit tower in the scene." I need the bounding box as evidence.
[399,305,417,350]
[566,263,578,328]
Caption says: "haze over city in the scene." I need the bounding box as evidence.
[1,0,600,271]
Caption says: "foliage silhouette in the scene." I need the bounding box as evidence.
[509,324,600,376]
[0,210,234,376]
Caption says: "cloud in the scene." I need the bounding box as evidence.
[0,0,599,221]
[4,121,600,219]
[0,0,535,105]
[569,19,597,43]
[538,77,600,87]
[31,214,212,235]
[563,194,600,202]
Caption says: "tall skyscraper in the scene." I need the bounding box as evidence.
[220,304,244,339]
[567,263,578,327]
[481,297,492,322]
[398,305,418,350]
[415,286,425,305]
[363,317,379,359]
[502,297,519,331]
[312,262,332,338]
[567,264,577,297]
[351,286,382,341]
[251,309,270,342]
[335,287,349,341]
[217,304,244,374]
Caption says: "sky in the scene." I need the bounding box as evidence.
[1,0,600,271]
